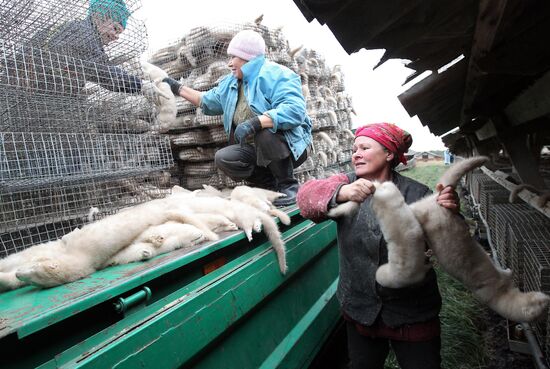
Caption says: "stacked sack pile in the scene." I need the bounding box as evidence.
[147,17,356,190]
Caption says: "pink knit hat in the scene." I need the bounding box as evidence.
[227,30,266,61]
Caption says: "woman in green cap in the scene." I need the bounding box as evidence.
[29,0,156,96]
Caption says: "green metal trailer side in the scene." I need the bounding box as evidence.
[0,208,341,369]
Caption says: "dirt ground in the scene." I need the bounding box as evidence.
[309,315,539,369]
[481,309,537,369]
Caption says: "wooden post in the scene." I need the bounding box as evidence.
[495,115,546,189]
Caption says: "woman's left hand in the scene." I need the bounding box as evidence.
[435,184,460,213]
[234,116,262,145]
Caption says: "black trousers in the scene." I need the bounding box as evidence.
[214,129,306,187]
[346,322,441,369]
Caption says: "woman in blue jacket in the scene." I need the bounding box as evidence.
[164,30,312,206]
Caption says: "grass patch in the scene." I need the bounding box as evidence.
[400,162,447,189]
[382,164,488,369]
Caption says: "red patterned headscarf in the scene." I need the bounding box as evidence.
[355,123,412,165]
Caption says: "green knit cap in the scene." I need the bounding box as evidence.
[89,0,130,28]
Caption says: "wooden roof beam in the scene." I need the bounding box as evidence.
[460,0,509,125]
[504,70,550,126]
[494,115,546,188]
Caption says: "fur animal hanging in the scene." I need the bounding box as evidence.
[141,61,177,129]
[329,157,550,322]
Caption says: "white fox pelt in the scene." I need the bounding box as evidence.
[0,185,289,291]
[0,193,217,291]
[106,222,207,266]
[330,157,549,323]
[171,186,289,274]
[230,185,291,226]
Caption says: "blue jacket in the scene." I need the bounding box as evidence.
[200,55,312,160]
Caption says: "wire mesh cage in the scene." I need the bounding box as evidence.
[1,0,174,256]
[483,190,512,260]
[177,146,217,162]
[508,222,550,289]
[0,172,171,258]
[492,203,534,268]
[469,172,491,203]
[0,132,172,189]
[522,240,550,350]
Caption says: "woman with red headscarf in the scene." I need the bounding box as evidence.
[297,123,458,369]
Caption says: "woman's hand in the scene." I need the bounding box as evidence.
[234,116,262,145]
[435,184,460,213]
[337,179,375,203]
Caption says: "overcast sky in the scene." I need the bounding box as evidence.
[134,0,446,151]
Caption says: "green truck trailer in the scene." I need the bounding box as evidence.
[0,207,342,369]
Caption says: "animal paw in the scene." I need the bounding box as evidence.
[373,181,399,200]
[375,264,396,288]
[191,234,206,245]
[141,249,153,260]
[146,235,165,247]
[223,222,239,231]
[0,272,23,291]
[521,292,550,321]
[245,229,253,241]
[16,261,60,288]
[204,230,219,241]
[253,219,262,233]
[375,264,417,289]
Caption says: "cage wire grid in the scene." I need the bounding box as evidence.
[1,0,175,256]
[0,173,171,257]
[508,221,550,287]
[492,203,535,268]
[522,239,550,353]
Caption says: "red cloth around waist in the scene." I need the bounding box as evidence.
[343,313,440,342]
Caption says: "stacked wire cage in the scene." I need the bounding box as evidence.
[294,47,355,182]
[522,236,550,355]
[467,168,550,358]
[0,0,174,258]
[147,18,355,190]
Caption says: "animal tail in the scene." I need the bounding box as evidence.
[327,201,360,218]
[201,184,225,197]
[327,110,338,125]
[258,212,287,274]
[251,187,286,202]
[317,131,335,149]
[437,156,489,188]
[87,207,99,222]
[289,45,303,59]
[268,208,291,225]
[318,151,328,167]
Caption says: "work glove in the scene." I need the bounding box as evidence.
[162,77,183,96]
[234,116,262,145]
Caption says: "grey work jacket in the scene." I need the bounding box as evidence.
[28,17,141,94]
